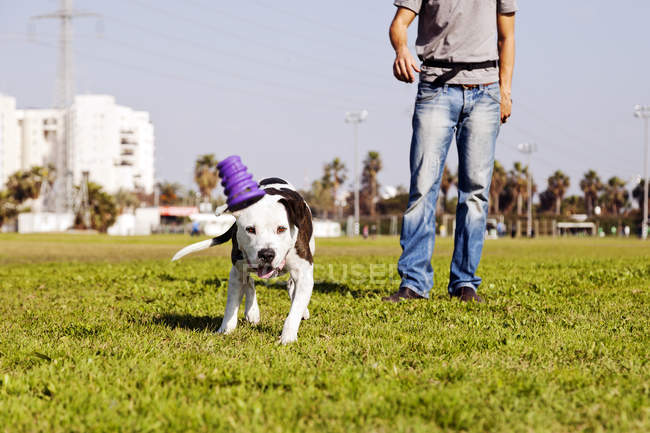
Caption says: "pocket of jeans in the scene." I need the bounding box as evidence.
[415,84,443,104]
[485,85,502,104]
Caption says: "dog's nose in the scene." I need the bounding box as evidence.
[257,248,275,263]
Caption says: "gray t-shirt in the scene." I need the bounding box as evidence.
[394,0,518,84]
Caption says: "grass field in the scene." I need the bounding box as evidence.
[1,234,649,432]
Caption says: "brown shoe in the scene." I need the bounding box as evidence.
[451,286,484,303]
[382,287,426,302]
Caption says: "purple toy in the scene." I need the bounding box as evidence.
[217,155,266,211]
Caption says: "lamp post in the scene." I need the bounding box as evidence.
[634,105,649,240]
[517,142,537,238]
[345,110,368,236]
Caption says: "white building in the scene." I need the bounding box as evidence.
[1,94,155,194]
[16,108,60,170]
[0,94,20,186]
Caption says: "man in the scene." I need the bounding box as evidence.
[384,0,517,302]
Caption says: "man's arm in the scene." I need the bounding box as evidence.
[389,7,420,83]
[497,12,515,123]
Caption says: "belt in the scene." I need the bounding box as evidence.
[420,58,498,87]
[459,82,498,89]
[422,59,498,69]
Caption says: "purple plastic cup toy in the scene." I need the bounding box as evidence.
[217,155,265,211]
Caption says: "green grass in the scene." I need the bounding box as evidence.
[0,234,649,432]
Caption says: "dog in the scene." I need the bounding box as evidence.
[172,178,314,344]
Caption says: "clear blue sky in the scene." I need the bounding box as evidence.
[1,0,649,198]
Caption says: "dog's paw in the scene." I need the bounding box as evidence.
[302,308,310,320]
[217,324,235,335]
[245,311,260,325]
[279,330,298,345]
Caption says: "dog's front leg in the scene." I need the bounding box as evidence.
[280,264,313,344]
[217,265,246,334]
[244,279,260,325]
[287,278,309,320]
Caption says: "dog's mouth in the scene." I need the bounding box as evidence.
[255,259,286,279]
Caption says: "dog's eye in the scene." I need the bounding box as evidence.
[277,226,287,234]
[245,226,256,234]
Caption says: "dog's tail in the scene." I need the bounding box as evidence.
[171,224,235,262]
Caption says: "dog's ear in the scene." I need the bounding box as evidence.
[278,193,311,233]
[211,222,236,245]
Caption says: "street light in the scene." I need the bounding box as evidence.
[634,105,649,240]
[345,110,368,236]
[517,142,537,238]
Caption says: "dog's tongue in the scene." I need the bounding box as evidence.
[257,266,275,279]
[256,259,285,279]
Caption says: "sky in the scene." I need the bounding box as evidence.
[1,0,649,199]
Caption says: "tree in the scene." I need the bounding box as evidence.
[602,177,628,216]
[509,162,529,216]
[301,180,333,218]
[159,182,182,206]
[632,179,649,212]
[114,189,140,214]
[562,195,586,215]
[322,158,347,218]
[194,154,219,202]
[1,166,55,225]
[75,182,117,232]
[0,190,19,227]
[538,189,556,214]
[5,165,54,203]
[361,151,382,217]
[547,170,570,215]
[490,160,507,214]
[580,170,602,216]
[439,165,456,214]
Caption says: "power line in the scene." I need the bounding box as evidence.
[28,39,366,112]
[504,119,637,178]
[90,35,371,109]
[183,0,387,56]
[128,0,389,82]
[249,0,386,46]
[99,14,390,93]
[515,100,640,168]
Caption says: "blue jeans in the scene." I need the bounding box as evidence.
[398,82,501,298]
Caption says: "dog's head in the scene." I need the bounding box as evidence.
[231,189,310,278]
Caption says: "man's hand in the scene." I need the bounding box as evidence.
[497,12,515,123]
[390,7,419,83]
[394,48,421,83]
[500,88,512,123]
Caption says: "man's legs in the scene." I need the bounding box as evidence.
[397,84,461,298]
[448,84,501,296]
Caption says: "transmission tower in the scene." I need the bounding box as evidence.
[31,0,100,213]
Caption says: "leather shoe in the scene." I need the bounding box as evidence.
[382,286,426,302]
[451,286,484,303]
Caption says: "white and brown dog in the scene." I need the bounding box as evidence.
[172,178,314,344]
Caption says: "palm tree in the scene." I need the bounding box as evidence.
[0,190,19,227]
[159,182,182,206]
[114,189,140,214]
[194,154,219,202]
[490,160,507,214]
[580,170,602,216]
[547,170,570,215]
[603,177,628,215]
[5,169,40,202]
[632,179,648,212]
[74,182,118,232]
[439,165,456,214]
[322,158,347,218]
[304,180,334,218]
[509,162,528,216]
[361,151,383,217]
